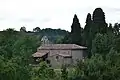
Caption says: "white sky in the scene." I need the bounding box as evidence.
[0,0,120,31]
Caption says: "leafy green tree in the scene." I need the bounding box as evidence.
[61,65,68,80]
[113,23,120,35]
[0,28,41,80]
[20,26,26,32]
[33,27,41,32]
[33,28,69,44]
[0,28,19,58]
[72,48,120,80]
[0,56,31,80]
[91,33,115,55]
[32,61,56,80]
[55,36,64,44]
[113,37,120,52]
[62,33,71,44]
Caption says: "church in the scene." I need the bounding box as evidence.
[32,36,87,68]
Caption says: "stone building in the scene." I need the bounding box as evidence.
[32,36,87,68]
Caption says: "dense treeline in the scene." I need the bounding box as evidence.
[62,8,120,80]
[62,8,119,56]
[20,27,69,43]
[0,28,40,80]
[0,7,120,80]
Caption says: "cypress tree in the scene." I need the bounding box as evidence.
[92,8,108,34]
[91,8,108,44]
[93,8,106,23]
[70,14,82,45]
[71,14,81,33]
[84,13,92,46]
[88,8,108,57]
[86,13,92,24]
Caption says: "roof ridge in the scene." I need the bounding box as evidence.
[39,44,87,50]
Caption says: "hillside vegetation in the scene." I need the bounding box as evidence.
[0,8,120,80]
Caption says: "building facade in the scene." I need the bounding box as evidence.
[33,44,87,68]
[32,36,87,68]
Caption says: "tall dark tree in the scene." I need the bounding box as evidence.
[86,13,92,24]
[93,8,106,23]
[70,14,82,45]
[83,13,92,46]
[92,8,108,34]
[88,8,108,57]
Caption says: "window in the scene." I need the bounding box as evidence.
[56,56,59,59]
[56,56,59,62]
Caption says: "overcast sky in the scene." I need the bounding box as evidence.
[0,0,120,31]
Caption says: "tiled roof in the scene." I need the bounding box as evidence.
[32,52,48,57]
[38,44,87,50]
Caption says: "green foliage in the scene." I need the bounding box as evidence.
[32,61,56,80]
[0,56,31,80]
[113,23,120,35]
[83,13,92,46]
[20,26,26,32]
[70,48,120,80]
[33,27,41,32]
[29,28,69,44]
[70,14,83,45]
[91,33,115,55]
[62,14,83,45]
[93,8,106,23]
[84,8,108,57]
[0,28,40,80]
[55,36,64,44]
[61,65,68,80]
